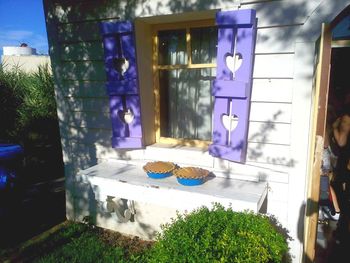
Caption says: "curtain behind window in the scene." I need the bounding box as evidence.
[158,27,217,141]
[159,68,215,140]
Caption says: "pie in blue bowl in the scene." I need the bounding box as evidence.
[174,167,209,186]
[143,161,175,179]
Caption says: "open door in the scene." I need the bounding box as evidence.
[304,24,332,263]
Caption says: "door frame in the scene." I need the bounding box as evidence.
[304,23,332,263]
[304,6,350,260]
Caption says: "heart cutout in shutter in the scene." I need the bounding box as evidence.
[225,53,243,74]
[118,109,134,124]
[113,57,130,76]
[222,114,239,131]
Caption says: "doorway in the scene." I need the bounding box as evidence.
[305,7,350,261]
[315,46,350,263]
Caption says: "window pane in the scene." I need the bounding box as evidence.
[158,29,187,65]
[159,68,215,140]
[191,27,217,64]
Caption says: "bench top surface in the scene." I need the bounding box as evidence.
[78,161,268,210]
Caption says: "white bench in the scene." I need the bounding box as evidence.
[77,160,268,213]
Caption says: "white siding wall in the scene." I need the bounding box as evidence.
[46,0,302,169]
[44,0,346,262]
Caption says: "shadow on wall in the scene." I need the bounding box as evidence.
[44,0,345,242]
[213,109,296,189]
[45,0,330,174]
[72,174,158,240]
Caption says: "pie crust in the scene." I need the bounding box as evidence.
[143,161,176,174]
[174,167,209,179]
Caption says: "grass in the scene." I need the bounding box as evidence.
[1,221,152,263]
[34,232,125,263]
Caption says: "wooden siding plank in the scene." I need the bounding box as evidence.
[57,55,293,82]
[242,0,322,27]
[58,21,299,55]
[53,0,121,24]
[247,142,291,166]
[60,125,111,145]
[62,98,291,124]
[58,80,107,97]
[253,53,294,78]
[60,42,104,61]
[221,159,290,183]
[244,161,291,175]
[61,93,292,124]
[63,112,111,129]
[66,141,99,170]
[66,97,110,112]
[249,102,292,123]
[59,78,293,103]
[251,79,293,103]
[58,61,106,81]
[53,0,311,28]
[64,135,291,167]
[63,111,290,145]
[58,22,102,43]
[60,81,294,103]
[255,25,299,54]
[248,122,291,145]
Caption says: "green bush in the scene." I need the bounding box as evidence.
[17,64,57,132]
[146,204,290,263]
[0,64,26,141]
[0,63,57,143]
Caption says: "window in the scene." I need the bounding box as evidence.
[153,20,217,146]
[101,10,256,160]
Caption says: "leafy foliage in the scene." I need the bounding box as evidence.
[0,63,57,143]
[4,221,148,263]
[0,63,63,183]
[2,209,290,263]
[146,204,291,263]
[0,64,25,141]
[17,64,57,132]
[35,231,126,263]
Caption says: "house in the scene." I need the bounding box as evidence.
[43,0,350,262]
[1,45,50,72]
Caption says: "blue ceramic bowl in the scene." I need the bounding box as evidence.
[177,177,204,186]
[143,161,175,179]
[146,171,173,179]
[174,167,209,186]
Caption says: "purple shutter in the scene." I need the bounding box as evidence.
[100,21,143,148]
[209,9,257,163]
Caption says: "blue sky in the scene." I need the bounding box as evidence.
[0,0,48,55]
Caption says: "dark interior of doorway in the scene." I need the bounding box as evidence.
[315,47,350,263]
[328,47,350,123]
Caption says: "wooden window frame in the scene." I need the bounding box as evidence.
[152,19,216,148]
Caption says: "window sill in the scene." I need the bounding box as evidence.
[157,137,211,149]
[77,160,268,213]
[147,142,209,151]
